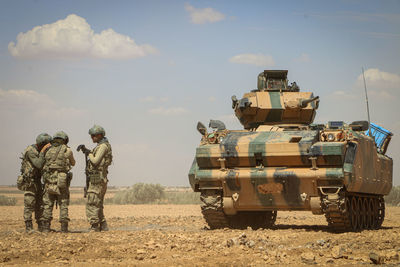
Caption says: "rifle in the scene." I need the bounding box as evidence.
[77,144,90,198]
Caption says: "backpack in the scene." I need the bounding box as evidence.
[17,145,38,191]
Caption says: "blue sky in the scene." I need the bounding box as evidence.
[0,0,399,186]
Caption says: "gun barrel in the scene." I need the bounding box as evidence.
[300,96,319,108]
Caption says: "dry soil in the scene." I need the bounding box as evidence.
[1,205,400,266]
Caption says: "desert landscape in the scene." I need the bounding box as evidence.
[1,186,400,266]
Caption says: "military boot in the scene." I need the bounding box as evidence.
[100,221,109,231]
[90,223,100,232]
[61,222,68,233]
[42,221,50,233]
[25,221,33,233]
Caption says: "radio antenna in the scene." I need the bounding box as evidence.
[362,67,372,137]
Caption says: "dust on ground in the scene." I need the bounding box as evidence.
[1,205,400,266]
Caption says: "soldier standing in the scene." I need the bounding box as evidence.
[41,131,75,233]
[83,125,113,232]
[18,133,52,232]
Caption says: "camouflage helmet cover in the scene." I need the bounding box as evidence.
[53,131,69,144]
[89,125,106,136]
[36,133,52,146]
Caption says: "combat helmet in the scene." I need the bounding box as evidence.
[36,133,52,146]
[53,131,69,144]
[89,125,106,136]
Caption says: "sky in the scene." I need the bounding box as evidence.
[0,0,399,187]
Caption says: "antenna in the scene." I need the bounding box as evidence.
[362,67,373,137]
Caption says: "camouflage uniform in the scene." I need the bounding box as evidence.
[18,133,51,232]
[86,125,112,231]
[41,131,75,233]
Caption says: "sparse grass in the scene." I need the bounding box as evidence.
[69,198,86,205]
[162,191,201,204]
[0,195,17,206]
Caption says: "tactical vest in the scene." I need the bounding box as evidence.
[43,143,70,174]
[18,145,40,189]
[87,140,112,183]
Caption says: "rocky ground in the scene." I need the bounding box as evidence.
[1,205,400,266]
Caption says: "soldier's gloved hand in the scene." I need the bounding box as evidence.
[77,144,90,154]
[81,146,91,156]
[83,148,90,156]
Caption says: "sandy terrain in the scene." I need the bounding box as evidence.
[1,204,400,266]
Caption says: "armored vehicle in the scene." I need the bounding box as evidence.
[189,70,393,231]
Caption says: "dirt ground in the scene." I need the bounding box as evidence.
[1,205,400,266]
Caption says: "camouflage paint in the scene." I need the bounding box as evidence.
[189,70,393,217]
[265,92,283,122]
[188,158,198,190]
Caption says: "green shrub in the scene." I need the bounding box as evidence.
[0,195,17,206]
[113,183,165,204]
[163,191,201,204]
[385,186,400,206]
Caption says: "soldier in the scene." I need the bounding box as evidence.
[41,131,75,233]
[84,125,113,232]
[18,133,52,232]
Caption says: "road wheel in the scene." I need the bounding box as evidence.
[367,198,374,229]
[357,197,365,230]
[364,197,371,229]
[350,196,359,231]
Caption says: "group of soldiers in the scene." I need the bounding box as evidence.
[18,125,113,233]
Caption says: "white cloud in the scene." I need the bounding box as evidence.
[368,89,394,99]
[331,90,356,99]
[148,107,188,115]
[0,88,85,120]
[357,68,400,89]
[208,96,216,102]
[295,53,311,63]
[185,3,225,24]
[229,53,275,67]
[352,68,400,100]
[8,14,157,60]
[330,69,400,102]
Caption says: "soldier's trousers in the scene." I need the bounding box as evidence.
[86,182,107,225]
[42,186,70,223]
[24,184,43,223]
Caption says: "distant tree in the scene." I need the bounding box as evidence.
[113,183,165,204]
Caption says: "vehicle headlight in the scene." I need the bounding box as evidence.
[327,133,335,142]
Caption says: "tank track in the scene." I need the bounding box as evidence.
[200,190,277,229]
[200,191,230,229]
[323,193,385,232]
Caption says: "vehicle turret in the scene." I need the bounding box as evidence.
[232,70,319,129]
